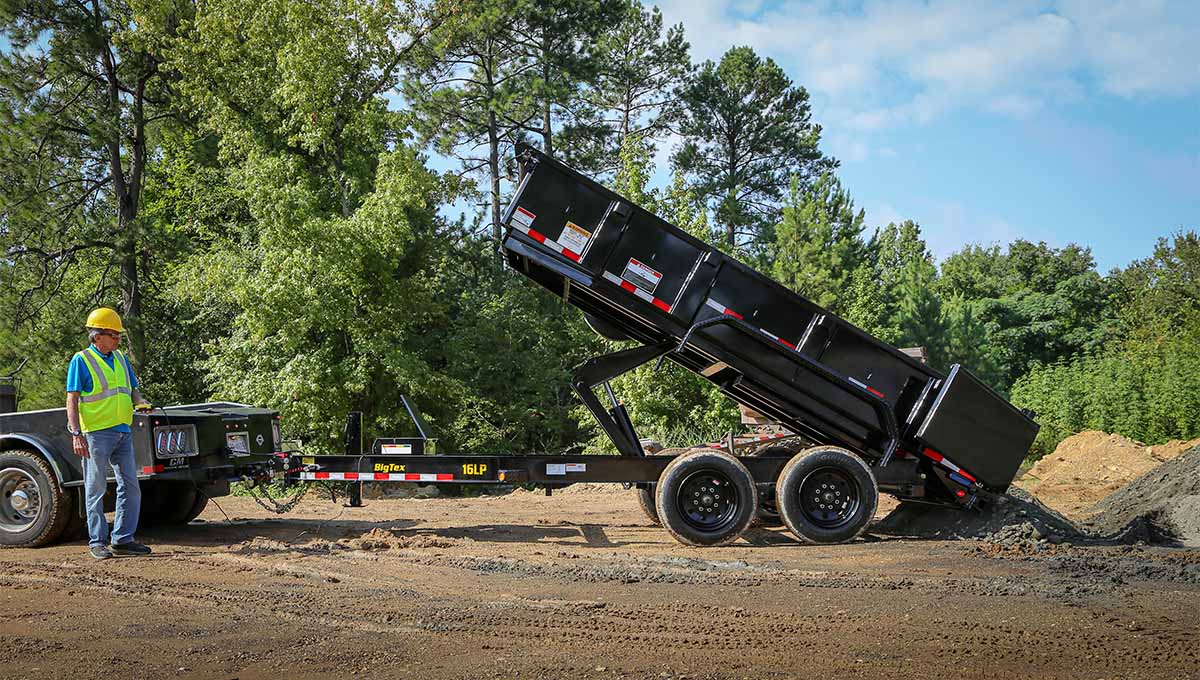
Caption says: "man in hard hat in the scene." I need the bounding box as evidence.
[65,308,154,560]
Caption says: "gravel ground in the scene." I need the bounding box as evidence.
[0,489,1197,679]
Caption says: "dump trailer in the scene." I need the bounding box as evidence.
[278,145,1039,547]
[0,394,282,547]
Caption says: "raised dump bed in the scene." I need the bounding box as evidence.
[500,144,1038,501]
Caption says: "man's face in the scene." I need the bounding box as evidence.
[92,330,121,353]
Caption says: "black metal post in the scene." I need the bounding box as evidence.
[345,411,364,507]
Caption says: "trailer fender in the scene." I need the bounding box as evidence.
[0,433,76,486]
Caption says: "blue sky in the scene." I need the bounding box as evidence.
[650,0,1199,272]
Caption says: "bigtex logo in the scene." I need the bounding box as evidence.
[373,463,407,473]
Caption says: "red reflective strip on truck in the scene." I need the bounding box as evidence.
[724,307,743,319]
[141,465,164,474]
[957,469,978,483]
[343,472,359,480]
[866,386,885,398]
[375,473,389,480]
[922,447,943,462]
[620,280,637,294]
[603,271,673,313]
[561,248,581,262]
[527,228,547,244]
[314,472,331,479]
[651,298,671,312]
[777,337,797,350]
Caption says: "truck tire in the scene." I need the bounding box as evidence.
[654,450,756,547]
[180,491,209,524]
[147,482,201,526]
[636,484,659,525]
[776,446,878,544]
[0,449,72,547]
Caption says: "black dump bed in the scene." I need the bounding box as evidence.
[500,145,1037,495]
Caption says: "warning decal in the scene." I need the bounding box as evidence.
[511,206,535,228]
[558,221,591,255]
[621,258,662,294]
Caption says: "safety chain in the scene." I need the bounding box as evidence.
[242,465,315,515]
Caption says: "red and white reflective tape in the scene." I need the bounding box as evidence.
[299,472,454,482]
[920,447,977,483]
[510,222,582,263]
[847,376,886,398]
[757,327,797,350]
[703,297,743,320]
[602,271,672,312]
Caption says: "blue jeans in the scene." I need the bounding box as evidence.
[83,429,141,548]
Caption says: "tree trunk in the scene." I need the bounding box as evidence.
[488,109,501,248]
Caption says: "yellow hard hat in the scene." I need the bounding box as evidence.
[85,307,125,333]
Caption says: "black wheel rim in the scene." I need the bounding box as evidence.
[798,467,861,529]
[676,468,740,532]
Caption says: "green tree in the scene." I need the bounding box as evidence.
[673,46,834,253]
[770,173,866,311]
[405,0,537,245]
[894,257,946,367]
[584,0,691,173]
[521,0,623,164]
[0,0,187,369]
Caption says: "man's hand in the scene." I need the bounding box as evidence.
[72,434,90,459]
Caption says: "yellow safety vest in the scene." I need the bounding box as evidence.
[76,347,134,432]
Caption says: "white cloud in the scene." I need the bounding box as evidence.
[654,0,1200,141]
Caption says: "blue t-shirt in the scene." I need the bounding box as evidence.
[66,345,139,433]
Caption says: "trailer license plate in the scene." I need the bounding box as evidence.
[621,258,662,293]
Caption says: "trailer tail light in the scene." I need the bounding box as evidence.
[955,489,966,498]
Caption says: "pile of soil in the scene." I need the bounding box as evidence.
[872,486,1085,547]
[1017,431,1200,518]
[1084,444,1200,547]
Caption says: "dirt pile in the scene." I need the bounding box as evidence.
[872,486,1085,546]
[1017,431,1199,518]
[1084,444,1200,546]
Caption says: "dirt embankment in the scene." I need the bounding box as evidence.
[1016,431,1200,518]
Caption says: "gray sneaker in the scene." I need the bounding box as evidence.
[110,541,152,556]
[89,545,113,560]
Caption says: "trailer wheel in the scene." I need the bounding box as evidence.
[776,446,877,544]
[635,484,659,525]
[0,449,71,547]
[654,450,756,547]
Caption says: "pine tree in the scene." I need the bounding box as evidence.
[770,174,866,311]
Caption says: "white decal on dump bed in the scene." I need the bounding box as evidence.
[621,258,662,293]
[511,206,535,228]
[557,221,591,255]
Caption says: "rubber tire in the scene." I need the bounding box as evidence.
[179,491,209,524]
[636,485,660,525]
[654,450,757,547]
[584,313,630,341]
[62,492,88,542]
[141,482,200,526]
[776,446,878,545]
[0,449,71,547]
